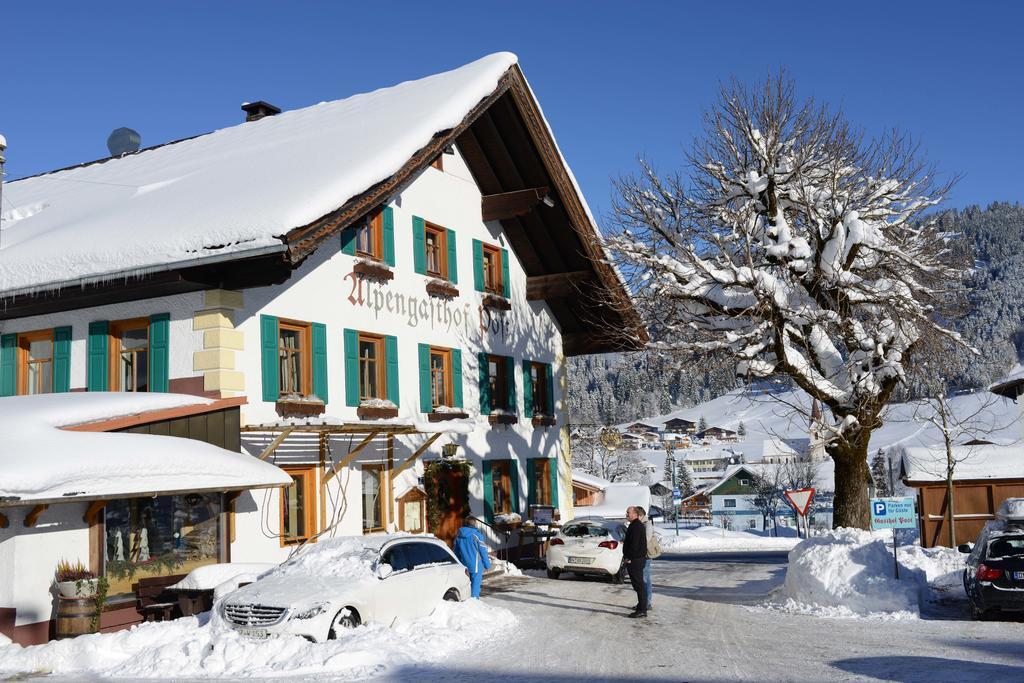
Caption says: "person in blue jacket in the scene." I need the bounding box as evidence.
[453,516,492,598]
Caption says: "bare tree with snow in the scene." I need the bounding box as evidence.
[608,74,963,528]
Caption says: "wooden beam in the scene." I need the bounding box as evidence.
[526,270,594,300]
[226,491,242,544]
[24,504,48,528]
[324,431,380,483]
[83,500,107,525]
[387,434,395,530]
[481,187,549,222]
[393,432,443,477]
[258,427,294,461]
[0,513,7,529]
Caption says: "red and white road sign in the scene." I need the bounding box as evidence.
[784,488,815,516]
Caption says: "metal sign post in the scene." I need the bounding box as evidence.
[870,497,917,579]
[666,440,679,536]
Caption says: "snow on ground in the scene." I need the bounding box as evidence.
[656,524,802,553]
[767,528,966,619]
[0,599,516,680]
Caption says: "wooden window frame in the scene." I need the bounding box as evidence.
[357,332,386,401]
[487,354,509,411]
[491,460,513,515]
[109,317,150,392]
[16,329,54,396]
[279,465,318,546]
[424,223,448,279]
[530,361,549,416]
[362,463,388,533]
[429,346,453,409]
[277,319,312,397]
[482,244,503,295]
[355,209,384,262]
[533,458,552,506]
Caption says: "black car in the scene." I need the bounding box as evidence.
[959,524,1024,618]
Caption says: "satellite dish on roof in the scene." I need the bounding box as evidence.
[107,127,141,157]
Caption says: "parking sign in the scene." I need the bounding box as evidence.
[870,497,916,530]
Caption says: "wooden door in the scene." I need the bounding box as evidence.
[429,469,468,547]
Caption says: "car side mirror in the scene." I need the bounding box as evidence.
[375,563,394,580]
[957,543,973,554]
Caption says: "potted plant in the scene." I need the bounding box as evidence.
[55,559,99,598]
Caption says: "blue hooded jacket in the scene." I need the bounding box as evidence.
[453,525,492,574]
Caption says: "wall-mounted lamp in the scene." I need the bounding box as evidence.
[441,443,459,459]
[541,193,555,208]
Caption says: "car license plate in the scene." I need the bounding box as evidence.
[1013,572,1024,581]
[238,627,270,639]
[567,556,594,565]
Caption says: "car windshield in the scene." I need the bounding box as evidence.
[563,523,610,538]
[988,536,1024,558]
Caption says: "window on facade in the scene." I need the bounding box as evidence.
[739,478,750,486]
[487,354,509,411]
[491,460,513,515]
[362,464,387,532]
[724,499,737,508]
[17,330,53,395]
[358,333,385,400]
[429,347,452,408]
[281,466,317,545]
[482,244,502,294]
[355,209,383,261]
[531,459,552,506]
[278,320,310,396]
[424,224,447,278]
[103,493,222,600]
[530,362,548,416]
[111,319,149,392]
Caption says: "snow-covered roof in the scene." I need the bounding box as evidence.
[902,444,1024,483]
[0,53,517,295]
[989,364,1024,399]
[0,393,290,505]
[571,482,651,520]
[571,470,612,491]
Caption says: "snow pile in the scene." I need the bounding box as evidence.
[997,497,1024,520]
[897,544,966,601]
[487,559,523,577]
[657,525,801,553]
[170,563,276,591]
[0,600,516,679]
[774,528,928,618]
[268,537,380,581]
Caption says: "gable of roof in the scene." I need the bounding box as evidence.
[1,54,645,354]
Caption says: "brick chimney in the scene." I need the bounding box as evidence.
[241,101,281,122]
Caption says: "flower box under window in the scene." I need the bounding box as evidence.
[428,408,469,422]
[276,394,326,418]
[357,398,398,420]
[532,415,556,427]
[353,259,394,282]
[489,411,518,426]
[425,279,459,299]
[482,293,511,311]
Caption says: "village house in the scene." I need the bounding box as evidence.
[0,53,644,644]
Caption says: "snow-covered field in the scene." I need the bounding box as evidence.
[657,524,801,553]
[0,599,515,680]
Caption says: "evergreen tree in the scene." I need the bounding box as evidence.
[676,462,695,497]
[697,415,707,433]
[662,457,674,484]
[737,421,747,438]
[871,450,892,497]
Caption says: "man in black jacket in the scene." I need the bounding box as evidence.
[623,506,648,618]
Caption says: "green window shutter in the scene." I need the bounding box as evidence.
[446,229,458,284]
[148,314,170,393]
[509,462,521,514]
[549,457,559,509]
[312,323,328,402]
[472,239,484,292]
[87,321,109,392]
[385,335,399,406]
[344,328,359,407]
[478,351,490,414]
[522,359,534,418]
[383,206,396,267]
[482,461,494,524]
[418,343,432,412]
[413,216,427,275]
[526,459,537,510]
[0,334,16,397]
[505,356,516,415]
[501,248,511,298]
[341,227,356,255]
[545,363,555,416]
[53,327,72,393]
[451,348,463,409]
[260,315,279,402]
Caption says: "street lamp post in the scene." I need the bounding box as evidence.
[666,439,679,536]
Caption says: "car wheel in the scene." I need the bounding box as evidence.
[612,563,626,584]
[327,607,360,639]
[443,588,460,602]
[546,568,561,580]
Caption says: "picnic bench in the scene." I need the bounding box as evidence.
[133,575,184,622]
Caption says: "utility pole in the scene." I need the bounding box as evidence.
[666,439,679,536]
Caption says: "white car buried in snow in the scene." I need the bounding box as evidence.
[546,517,627,583]
[219,534,470,642]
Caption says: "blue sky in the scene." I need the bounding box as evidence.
[3,2,1022,222]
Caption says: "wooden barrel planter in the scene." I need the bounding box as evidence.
[55,597,96,639]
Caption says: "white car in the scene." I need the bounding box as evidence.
[545,517,627,582]
[219,534,470,641]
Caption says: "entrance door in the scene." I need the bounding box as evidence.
[428,468,468,546]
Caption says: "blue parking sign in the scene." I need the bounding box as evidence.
[870,497,916,530]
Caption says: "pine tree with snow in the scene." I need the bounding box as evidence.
[663,457,674,484]
[871,450,892,497]
[737,421,747,438]
[697,415,707,433]
[676,462,695,498]
[608,75,965,528]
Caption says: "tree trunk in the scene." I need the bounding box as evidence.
[831,439,872,529]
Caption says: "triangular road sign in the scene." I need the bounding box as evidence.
[784,488,815,516]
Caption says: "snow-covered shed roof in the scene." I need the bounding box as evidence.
[571,470,612,491]
[989,364,1024,400]
[1,53,644,354]
[571,482,651,520]
[0,393,290,506]
[902,444,1024,483]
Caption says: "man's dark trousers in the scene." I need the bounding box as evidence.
[627,560,647,613]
